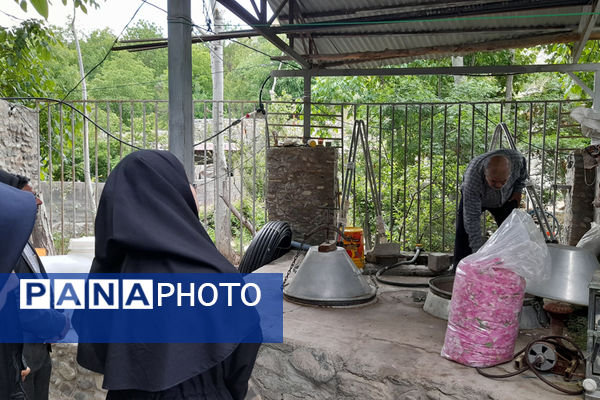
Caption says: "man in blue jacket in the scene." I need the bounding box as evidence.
[0,170,68,400]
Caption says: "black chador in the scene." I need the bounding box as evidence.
[76,150,260,400]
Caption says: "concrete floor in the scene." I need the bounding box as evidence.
[252,252,582,400]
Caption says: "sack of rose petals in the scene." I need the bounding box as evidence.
[441,209,550,367]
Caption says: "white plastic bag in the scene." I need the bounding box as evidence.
[441,209,550,367]
[577,222,600,258]
[472,208,551,286]
[571,107,600,140]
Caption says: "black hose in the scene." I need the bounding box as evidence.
[290,241,310,251]
[238,221,292,273]
[375,247,429,287]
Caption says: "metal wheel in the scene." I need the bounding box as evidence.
[527,341,557,371]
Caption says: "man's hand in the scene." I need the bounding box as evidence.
[21,367,30,381]
[509,192,522,205]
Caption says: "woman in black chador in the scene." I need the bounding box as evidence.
[77,150,260,400]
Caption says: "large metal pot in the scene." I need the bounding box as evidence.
[423,275,549,329]
[526,243,600,306]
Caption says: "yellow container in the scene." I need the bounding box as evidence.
[343,227,365,268]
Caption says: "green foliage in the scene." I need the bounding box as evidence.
[15,0,98,19]
[541,40,600,98]
[123,21,167,78]
[88,52,157,100]
[3,13,594,254]
[223,37,283,101]
[191,46,212,100]
[0,20,57,97]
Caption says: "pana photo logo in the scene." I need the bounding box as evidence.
[5,273,283,344]
[20,278,261,310]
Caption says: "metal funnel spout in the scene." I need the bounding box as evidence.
[283,246,377,306]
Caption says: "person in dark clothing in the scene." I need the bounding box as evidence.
[453,149,528,267]
[77,150,260,400]
[0,170,69,400]
[0,182,38,399]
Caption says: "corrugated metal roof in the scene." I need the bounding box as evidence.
[255,0,600,69]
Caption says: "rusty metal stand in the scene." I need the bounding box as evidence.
[490,122,556,242]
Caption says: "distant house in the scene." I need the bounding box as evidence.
[194,142,239,164]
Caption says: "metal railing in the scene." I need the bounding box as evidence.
[33,98,590,255]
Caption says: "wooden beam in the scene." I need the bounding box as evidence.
[271,63,600,78]
[567,71,593,97]
[249,0,260,20]
[572,0,600,63]
[113,30,262,52]
[260,0,267,22]
[275,0,587,32]
[216,0,310,68]
[277,0,469,20]
[294,26,576,39]
[288,32,600,67]
[268,0,288,25]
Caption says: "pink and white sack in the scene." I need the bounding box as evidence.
[441,209,550,367]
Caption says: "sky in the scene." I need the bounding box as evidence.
[0,0,257,36]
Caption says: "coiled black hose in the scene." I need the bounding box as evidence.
[238,221,293,273]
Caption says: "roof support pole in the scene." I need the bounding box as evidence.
[303,72,311,142]
[572,0,600,63]
[594,70,600,113]
[593,70,600,224]
[168,0,194,181]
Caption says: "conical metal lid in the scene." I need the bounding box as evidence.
[283,246,377,306]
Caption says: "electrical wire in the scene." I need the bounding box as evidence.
[133,1,300,71]
[5,95,269,154]
[4,96,142,149]
[83,62,280,93]
[141,0,166,14]
[471,105,578,156]
[0,9,25,21]
[61,0,146,101]
[4,96,272,182]
[191,20,301,70]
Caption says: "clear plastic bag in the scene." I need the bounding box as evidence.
[577,222,600,258]
[468,208,551,286]
[441,209,550,367]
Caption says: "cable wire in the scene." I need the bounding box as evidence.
[5,96,142,149]
[61,0,146,101]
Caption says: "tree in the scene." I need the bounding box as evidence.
[123,21,168,78]
[542,40,600,98]
[87,52,157,100]
[0,20,57,97]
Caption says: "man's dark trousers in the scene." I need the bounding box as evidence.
[453,196,518,268]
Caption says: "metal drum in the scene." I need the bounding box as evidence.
[424,275,549,329]
[526,243,600,306]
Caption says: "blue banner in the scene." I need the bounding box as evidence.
[0,273,282,343]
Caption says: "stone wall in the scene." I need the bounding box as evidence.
[0,100,56,254]
[563,150,596,245]
[49,343,106,400]
[266,147,337,245]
